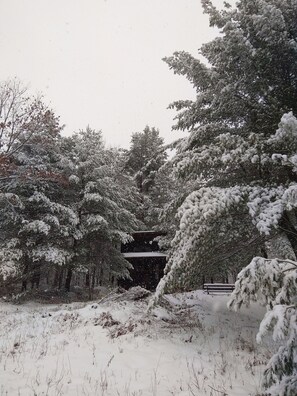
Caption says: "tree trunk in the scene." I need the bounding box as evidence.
[58,268,64,289]
[86,271,90,287]
[92,268,96,289]
[65,267,72,292]
[21,256,29,292]
[53,266,60,288]
[31,264,41,289]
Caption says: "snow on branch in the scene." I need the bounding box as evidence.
[229,256,297,395]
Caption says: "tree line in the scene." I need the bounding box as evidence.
[0,80,169,294]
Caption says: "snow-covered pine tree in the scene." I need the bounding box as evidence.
[147,151,198,251]
[63,128,140,291]
[0,85,78,290]
[125,126,167,227]
[150,1,297,393]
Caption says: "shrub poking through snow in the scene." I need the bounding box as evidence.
[94,312,120,328]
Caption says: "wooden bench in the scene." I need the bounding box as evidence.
[203,283,235,295]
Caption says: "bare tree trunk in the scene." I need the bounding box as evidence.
[86,271,90,288]
[31,264,41,289]
[92,268,96,289]
[58,268,64,289]
[53,266,60,288]
[65,267,72,292]
[21,256,29,292]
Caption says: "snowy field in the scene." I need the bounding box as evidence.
[0,289,272,396]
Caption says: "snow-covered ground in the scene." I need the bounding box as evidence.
[0,289,272,396]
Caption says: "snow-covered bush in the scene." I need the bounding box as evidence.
[229,257,297,395]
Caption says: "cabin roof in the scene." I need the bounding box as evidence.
[131,230,167,241]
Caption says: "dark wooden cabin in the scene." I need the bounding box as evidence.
[120,231,167,290]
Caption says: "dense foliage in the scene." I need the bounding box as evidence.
[149,1,297,394]
[125,125,167,226]
[0,83,141,294]
[62,128,140,291]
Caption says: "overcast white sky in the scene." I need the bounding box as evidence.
[0,0,221,148]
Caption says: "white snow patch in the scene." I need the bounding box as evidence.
[0,290,271,396]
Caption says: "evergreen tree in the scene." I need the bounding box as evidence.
[63,128,140,291]
[150,1,297,393]
[0,88,77,290]
[125,126,167,226]
[147,155,196,250]
[126,126,166,193]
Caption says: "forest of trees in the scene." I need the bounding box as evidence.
[0,1,296,394]
[0,80,168,294]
